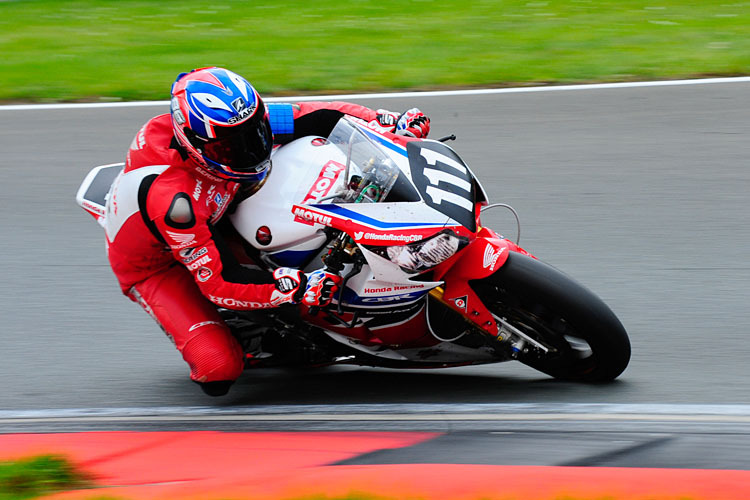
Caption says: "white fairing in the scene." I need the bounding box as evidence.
[230,123,453,309]
[230,122,464,316]
[105,165,169,242]
[230,138,347,252]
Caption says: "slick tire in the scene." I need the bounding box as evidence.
[471,252,631,382]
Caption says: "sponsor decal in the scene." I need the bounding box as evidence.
[360,292,425,303]
[206,184,216,204]
[81,200,105,216]
[482,244,506,271]
[301,160,345,204]
[354,231,364,240]
[293,207,333,226]
[227,97,256,124]
[255,225,272,245]
[209,295,271,309]
[129,126,147,150]
[210,191,231,222]
[362,232,423,243]
[394,283,426,291]
[194,166,224,183]
[231,97,247,113]
[196,267,212,282]
[188,321,222,332]
[186,255,212,271]
[192,180,202,201]
[311,138,328,146]
[452,295,468,312]
[165,230,196,249]
[179,246,208,263]
[363,284,427,295]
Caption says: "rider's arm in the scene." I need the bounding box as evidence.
[268,101,379,145]
[147,184,284,311]
[268,101,429,145]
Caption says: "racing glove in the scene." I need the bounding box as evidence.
[269,268,341,307]
[372,108,431,138]
[270,267,307,306]
[395,108,430,138]
[302,269,342,307]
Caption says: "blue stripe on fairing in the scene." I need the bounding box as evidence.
[340,287,429,306]
[268,249,314,267]
[361,128,408,157]
[310,204,445,229]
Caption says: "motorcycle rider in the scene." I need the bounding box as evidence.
[105,67,430,396]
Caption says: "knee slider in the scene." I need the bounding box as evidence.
[195,380,234,397]
[181,326,244,383]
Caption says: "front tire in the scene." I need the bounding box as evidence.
[471,252,631,382]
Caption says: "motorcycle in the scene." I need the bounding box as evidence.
[76,117,630,382]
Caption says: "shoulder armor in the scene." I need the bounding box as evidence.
[165,192,195,229]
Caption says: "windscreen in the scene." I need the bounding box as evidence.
[327,118,419,203]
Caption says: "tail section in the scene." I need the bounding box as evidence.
[75,163,124,226]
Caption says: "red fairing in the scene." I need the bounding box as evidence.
[432,228,535,335]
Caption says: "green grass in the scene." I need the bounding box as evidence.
[1,0,750,102]
[0,455,89,499]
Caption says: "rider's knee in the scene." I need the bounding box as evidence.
[182,327,244,385]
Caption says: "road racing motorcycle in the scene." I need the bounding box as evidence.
[77,117,630,382]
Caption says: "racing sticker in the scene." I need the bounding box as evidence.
[407,141,477,232]
[255,226,272,245]
[196,267,213,282]
[452,295,468,312]
[301,160,345,204]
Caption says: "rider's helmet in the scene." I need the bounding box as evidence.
[170,67,273,183]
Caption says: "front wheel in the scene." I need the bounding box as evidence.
[471,252,631,382]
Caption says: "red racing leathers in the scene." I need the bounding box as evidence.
[105,102,384,387]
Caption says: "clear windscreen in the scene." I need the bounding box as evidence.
[327,118,419,203]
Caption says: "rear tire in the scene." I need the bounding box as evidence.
[471,252,631,382]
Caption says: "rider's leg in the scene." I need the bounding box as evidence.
[128,264,244,396]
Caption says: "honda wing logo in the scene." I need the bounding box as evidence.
[166,230,197,248]
[482,244,506,271]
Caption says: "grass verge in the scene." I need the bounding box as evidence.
[1,0,749,102]
[0,455,89,500]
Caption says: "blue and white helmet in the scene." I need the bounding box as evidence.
[170,67,273,183]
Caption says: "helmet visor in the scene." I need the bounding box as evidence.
[201,114,273,174]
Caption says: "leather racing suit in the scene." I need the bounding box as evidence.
[105,102,387,388]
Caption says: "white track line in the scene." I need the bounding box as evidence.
[2,77,750,111]
[2,404,750,424]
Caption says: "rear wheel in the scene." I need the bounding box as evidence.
[471,252,631,382]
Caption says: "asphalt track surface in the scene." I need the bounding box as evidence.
[2,81,750,472]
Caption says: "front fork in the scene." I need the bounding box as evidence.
[430,227,533,338]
